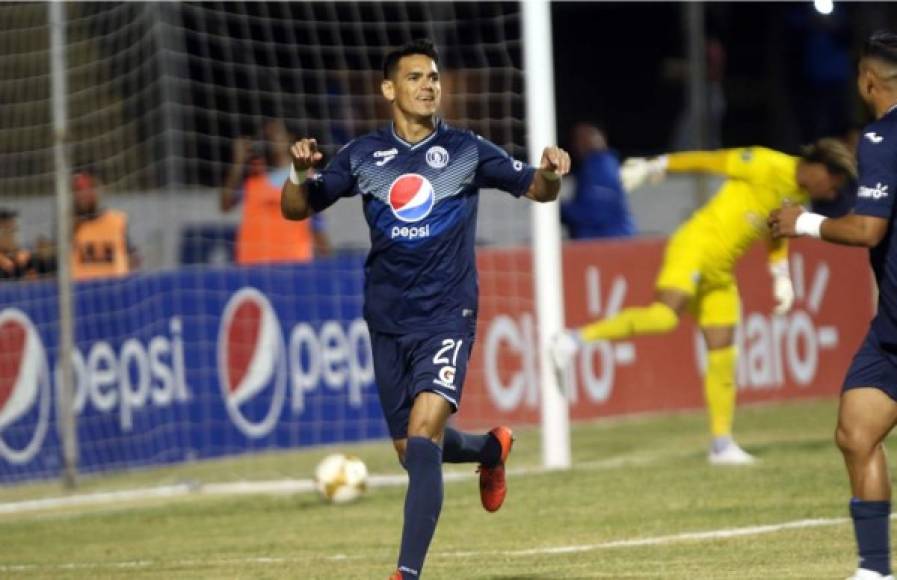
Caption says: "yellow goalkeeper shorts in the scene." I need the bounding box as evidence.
[656,224,741,328]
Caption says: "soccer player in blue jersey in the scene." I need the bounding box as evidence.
[280,39,570,579]
[771,32,897,580]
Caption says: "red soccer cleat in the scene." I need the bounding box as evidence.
[478,426,514,512]
[389,570,403,580]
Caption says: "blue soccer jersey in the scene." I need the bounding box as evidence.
[855,107,897,347]
[305,120,536,334]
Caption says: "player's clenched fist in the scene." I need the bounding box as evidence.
[768,204,805,239]
[540,146,571,177]
[290,138,324,171]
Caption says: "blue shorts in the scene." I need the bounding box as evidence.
[843,330,897,402]
[371,327,476,440]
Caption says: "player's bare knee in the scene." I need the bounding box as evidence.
[407,419,443,443]
[407,392,451,443]
[836,423,876,457]
[656,289,689,315]
[703,327,736,350]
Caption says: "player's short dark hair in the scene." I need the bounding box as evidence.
[382,38,439,80]
[0,208,18,221]
[800,138,857,181]
[863,31,897,67]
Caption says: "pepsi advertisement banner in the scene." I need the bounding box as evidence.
[0,256,386,483]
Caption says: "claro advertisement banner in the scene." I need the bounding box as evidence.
[458,238,874,428]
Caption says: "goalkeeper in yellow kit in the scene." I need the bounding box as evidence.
[553,140,856,464]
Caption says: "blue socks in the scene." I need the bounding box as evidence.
[397,437,444,578]
[851,498,892,575]
[442,427,501,466]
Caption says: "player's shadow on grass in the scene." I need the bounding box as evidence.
[290,494,349,512]
[744,436,831,458]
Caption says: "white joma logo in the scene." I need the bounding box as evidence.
[374,148,398,166]
[859,182,889,200]
[865,132,884,144]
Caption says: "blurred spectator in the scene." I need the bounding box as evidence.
[560,124,637,240]
[669,37,727,150]
[71,169,137,280]
[30,235,57,278]
[0,209,35,280]
[220,119,331,265]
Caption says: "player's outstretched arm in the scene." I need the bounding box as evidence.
[525,146,570,202]
[620,150,731,192]
[281,138,324,221]
[769,205,888,248]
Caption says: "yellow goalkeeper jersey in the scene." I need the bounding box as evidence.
[667,147,806,269]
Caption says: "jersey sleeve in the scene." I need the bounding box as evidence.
[474,136,536,197]
[665,148,772,184]
[854,136,897,219]
[305,142,358,213]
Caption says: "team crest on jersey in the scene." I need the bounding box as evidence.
[426,146,450,169]
[389,173,435,222]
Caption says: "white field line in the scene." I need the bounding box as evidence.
[0,484,193,515]
[0,514,859,574]
[438,516,853,558]
[0,451,671,517]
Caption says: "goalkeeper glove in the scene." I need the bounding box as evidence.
[769,259,795,315]
[620,156,668,192]
[550,330,581,371]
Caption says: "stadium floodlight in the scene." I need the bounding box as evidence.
[814,0,834,16]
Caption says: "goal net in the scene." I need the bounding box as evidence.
[0,1,539,486]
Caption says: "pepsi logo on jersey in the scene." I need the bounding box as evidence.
[388,173,434,222]
[388,174,435,240]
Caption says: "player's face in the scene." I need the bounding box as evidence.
[385,55,441,119]
[799,163,844,201]
[72,173,99,215]
[263,120,291,153]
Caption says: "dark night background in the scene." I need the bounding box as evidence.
[551,2,895,157]
[51,2,897,187]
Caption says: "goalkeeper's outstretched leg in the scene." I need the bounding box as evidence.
[551,282,756,466]
[578,289,685,342]
[550,288,688,369]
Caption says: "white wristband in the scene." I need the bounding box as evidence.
[289,165,306,185]
[654,155,669,172]
[795,212,826,239]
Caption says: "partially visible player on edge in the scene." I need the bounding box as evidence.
[553,139,855,465]
[280,39,570,579]
[770,31,897,580]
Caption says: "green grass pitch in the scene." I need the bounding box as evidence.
[0,399,879,579]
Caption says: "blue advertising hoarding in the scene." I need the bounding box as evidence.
[0,256,387,483]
